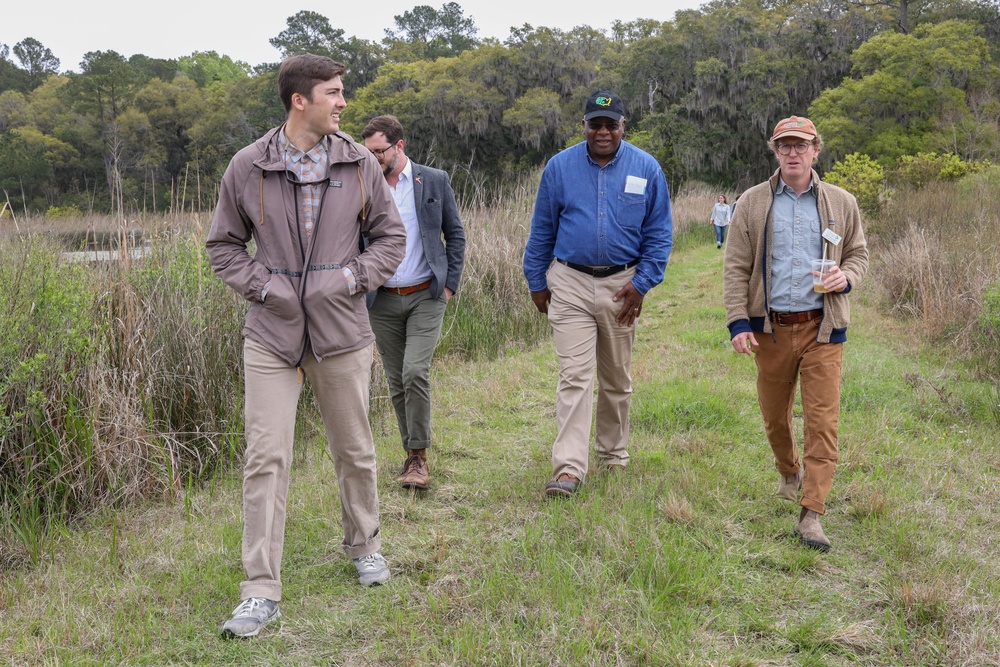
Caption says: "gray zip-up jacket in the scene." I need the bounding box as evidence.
[723,169,868,343]
[207,127,406,366]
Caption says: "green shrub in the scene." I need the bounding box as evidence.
[891,152,993,189]
[824,153,887,216]
[44,205,83,219]
[957,164,1000,198]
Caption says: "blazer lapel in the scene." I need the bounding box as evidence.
[412,164,425,218]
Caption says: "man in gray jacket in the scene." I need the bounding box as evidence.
[361,115,466,491]
[206,54,406,639]
[724,115,868,552]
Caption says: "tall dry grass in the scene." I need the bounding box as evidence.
[439,173,549,360]
[869,169,1000,370]
[0,214,245,568]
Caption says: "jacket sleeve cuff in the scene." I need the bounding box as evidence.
[728,319,752,339]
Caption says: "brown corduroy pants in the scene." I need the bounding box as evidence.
[753,317,843,515]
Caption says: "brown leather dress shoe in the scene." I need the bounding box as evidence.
[544,473,580,498]
[397,453,429,490]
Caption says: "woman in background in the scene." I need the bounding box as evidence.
[709,194,731,249]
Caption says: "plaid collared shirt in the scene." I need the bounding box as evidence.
[279,130,329,239]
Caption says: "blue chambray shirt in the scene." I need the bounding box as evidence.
[523,141,673,295]
[769,178,823,313]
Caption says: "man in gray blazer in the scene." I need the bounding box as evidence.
[362,115,466,490]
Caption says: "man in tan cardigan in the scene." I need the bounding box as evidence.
[723,116,868,551]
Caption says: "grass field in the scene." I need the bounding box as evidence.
[1,226,998,666]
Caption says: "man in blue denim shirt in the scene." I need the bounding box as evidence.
[523,89,673,498]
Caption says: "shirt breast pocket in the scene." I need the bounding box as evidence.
[615,193,646,229]
[772,219,792,256]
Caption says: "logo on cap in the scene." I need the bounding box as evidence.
[595,96,612,107]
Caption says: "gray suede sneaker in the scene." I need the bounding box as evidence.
[220,597,280,639]
[353,551,391,586]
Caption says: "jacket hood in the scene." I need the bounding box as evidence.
[251,127,374,171]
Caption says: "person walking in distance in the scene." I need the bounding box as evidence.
[361,115,466,491]
[206,54,406,639]
[723,115,868,551]
[523,89,673,498]
[710,194,731,248]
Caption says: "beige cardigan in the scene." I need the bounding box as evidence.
[723,169,869,343]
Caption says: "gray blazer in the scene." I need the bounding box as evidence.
[367,161,466,306]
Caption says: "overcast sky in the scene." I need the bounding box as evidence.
[4,0,708,73]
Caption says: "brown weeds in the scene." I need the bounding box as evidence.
[871,179,1000,358]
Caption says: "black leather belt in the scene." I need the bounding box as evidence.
[557,258,638,278]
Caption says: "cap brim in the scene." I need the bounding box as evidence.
[584,111,624,121]
[772,130,815,141]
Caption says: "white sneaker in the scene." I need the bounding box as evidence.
[220,597,280,639]
[353,551,391,586]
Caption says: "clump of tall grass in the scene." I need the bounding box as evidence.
[0,216,246,566]
[870,170,1000,367]
[437,173,549,360]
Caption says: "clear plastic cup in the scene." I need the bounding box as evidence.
[811,259,836,293]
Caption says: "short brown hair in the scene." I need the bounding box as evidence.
[278,54,347,113]
[361,115,405,145]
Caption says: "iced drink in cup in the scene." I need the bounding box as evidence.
[811,259,836,293]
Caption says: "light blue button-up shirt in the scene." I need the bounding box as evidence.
[383,159,433,288]
[523,141,672,295]
[769,178,823,313]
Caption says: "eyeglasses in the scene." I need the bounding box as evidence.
[586,119,622,132]
[775,142,813,155]
[368,145,395,158]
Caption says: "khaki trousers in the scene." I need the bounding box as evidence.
[240,338,382,602]
[547,260,636,480]
[753,317,843,515]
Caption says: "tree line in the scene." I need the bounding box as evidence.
[1,0,999,216]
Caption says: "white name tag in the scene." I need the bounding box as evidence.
[822,227,842,245]
[625,176,647,195]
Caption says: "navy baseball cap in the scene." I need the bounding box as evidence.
[583,90,625,122]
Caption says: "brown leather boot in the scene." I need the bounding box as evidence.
[795,508,831,551]
[397,450,429,490]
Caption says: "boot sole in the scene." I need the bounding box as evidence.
[400,481,429,490]
[794,529,831,552]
